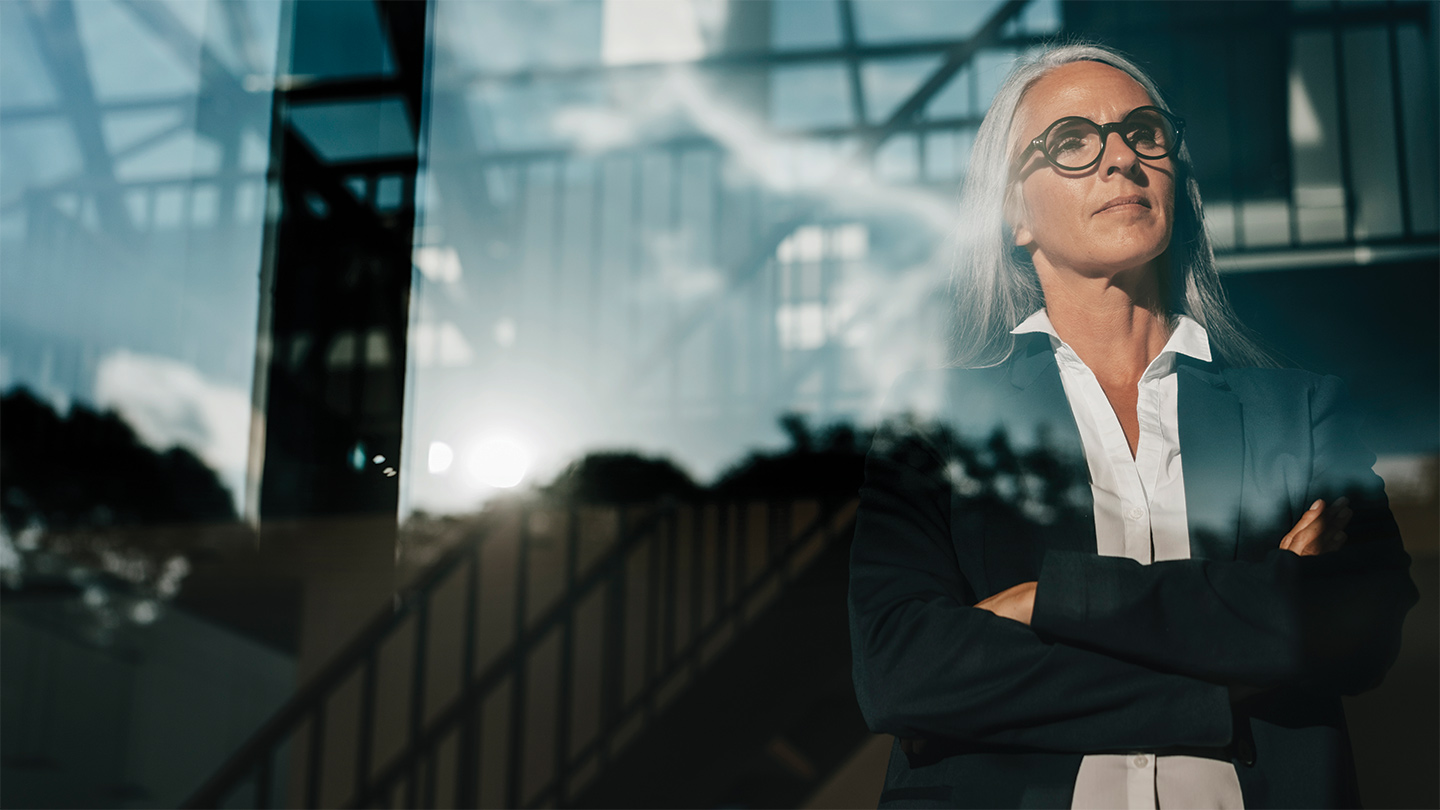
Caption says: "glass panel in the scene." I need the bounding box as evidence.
[924,130,962,181]
[1240,199,1292,248]
[875,133,920,182]
[769,63,854,130]
[924,64,974,120]
[602,0,722,65]
[1016,0,1063,34]
[1205,202,1238,250]
[1289,30,1347,244]
[72,0,202,100]
[290,0,395,77]
[0,1,291,807]
[1397,24,1439,234]
[861,56,944,124]
[852,0,1007,44]
[771,0,842,50]
[1,0,278,519]
[288,99,417,162]
[974,48,1021,112]
[0,2,60,106]
[1341,27,1404,240]
[437,0,603,73]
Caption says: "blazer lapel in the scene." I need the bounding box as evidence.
[1007,335,1097,557]
[1177,358,1244,561]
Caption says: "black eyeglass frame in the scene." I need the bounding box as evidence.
[1012,105,1187,177]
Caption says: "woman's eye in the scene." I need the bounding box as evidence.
[1126,125,1162,146]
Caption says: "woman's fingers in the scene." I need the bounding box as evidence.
[1281,499,1326,550]
[1285,499,1325,537]
[973,582,1037,625]
[1280,497,1351,556]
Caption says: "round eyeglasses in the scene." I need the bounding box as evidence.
[1013,105,1186,175]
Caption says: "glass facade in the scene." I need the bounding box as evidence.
[2,0,280,513]
[1,1,1436,808]
[403,0,1066,519]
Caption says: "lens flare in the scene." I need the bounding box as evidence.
[427,441,454,474]
[467,437,532,489]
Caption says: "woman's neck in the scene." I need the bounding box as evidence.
[1037,263,1171,385]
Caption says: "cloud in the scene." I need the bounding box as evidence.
[94,350,251,511]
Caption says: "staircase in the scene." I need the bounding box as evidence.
[183,495,862,808]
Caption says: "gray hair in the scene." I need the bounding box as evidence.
[948,42,1274,368]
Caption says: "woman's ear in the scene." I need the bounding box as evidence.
[1004,186,1033,247]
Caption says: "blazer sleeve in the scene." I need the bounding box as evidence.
[849,417,1233,752]
[1030,374,1420,696]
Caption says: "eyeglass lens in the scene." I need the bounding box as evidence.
[1043,109,1177,170]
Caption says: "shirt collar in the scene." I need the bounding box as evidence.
[1010,308,1213,364]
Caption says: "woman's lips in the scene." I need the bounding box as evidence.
[1096,195,1151,214]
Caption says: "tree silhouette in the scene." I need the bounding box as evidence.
[712,413,868,500]
[1,388,236,534]
[542,450,702,505]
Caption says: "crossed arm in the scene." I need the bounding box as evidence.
[984,376,1417,695]
[848,443,1236,751]
[849,375,1418,750]
[975,496,1352,623]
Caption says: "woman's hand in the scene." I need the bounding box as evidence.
[1279,497,1352,556]
[974,581,1037,625]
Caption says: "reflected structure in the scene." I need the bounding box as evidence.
[1,1,1437,809]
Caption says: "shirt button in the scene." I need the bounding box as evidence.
[1127,506,1146,521]
[1133,754,1150,768]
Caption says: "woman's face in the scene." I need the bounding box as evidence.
[1007,61,1176,280]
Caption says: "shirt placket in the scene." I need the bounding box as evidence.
[1128,752,1157,810]
[1075,361,1151,566]
[1072,349,1168,810]
[1131,360,1170,561]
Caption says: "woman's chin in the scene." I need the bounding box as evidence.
[1086,241,1170,276]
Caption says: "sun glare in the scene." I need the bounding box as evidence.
[467,436,532,489]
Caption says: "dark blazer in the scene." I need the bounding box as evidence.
[848,333,1420,809]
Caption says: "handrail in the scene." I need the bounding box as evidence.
[350,497,857,809]
[183,502,665,808]
[183,496,856,809]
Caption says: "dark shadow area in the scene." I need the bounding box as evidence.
[0,390,296,810]
[1223,258,1440,455]
[0,387,246,625]
[1,388,235,534]
[544,450,703,504]
[713,414,868,501]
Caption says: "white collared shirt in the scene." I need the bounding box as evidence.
[1011,309,1245,810]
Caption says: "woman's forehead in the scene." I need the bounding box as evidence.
[1015,62,1155,132]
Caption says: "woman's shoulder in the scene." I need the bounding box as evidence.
[1212,363,1343,397]
[1208,364,1357,430]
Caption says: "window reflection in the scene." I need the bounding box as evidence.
[1,2,1435,808]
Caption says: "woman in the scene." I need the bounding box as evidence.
[848,44,1418,809]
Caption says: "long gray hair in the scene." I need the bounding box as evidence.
[948,43,1274,368]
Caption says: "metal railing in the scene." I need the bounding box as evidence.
[184,495,858,808]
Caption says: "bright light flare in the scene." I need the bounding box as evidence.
[428,441,454,474]
[467,436,532,489]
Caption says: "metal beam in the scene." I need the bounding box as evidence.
[617,1,1034,394]
[434,33,1056,88]
[857,0,1030,158]
[114,0,269,148]
[838,0,869,126]
[21,0,134,238]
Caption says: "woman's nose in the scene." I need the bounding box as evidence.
[1101,130,1141,176]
